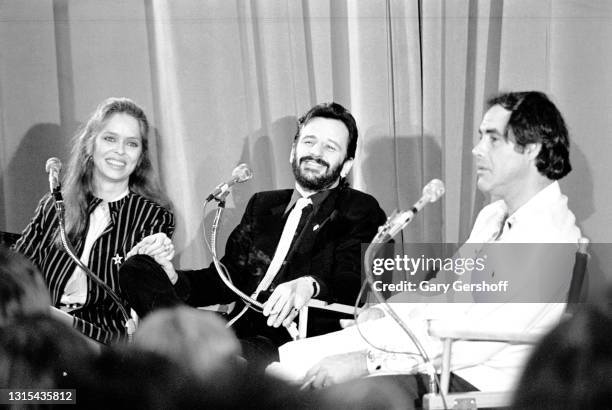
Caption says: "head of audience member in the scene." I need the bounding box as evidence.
[134,307,242,382]
[0,245,50,326]
[290,102,358,193]
[473,91,571,211]
[318,377,416,410]
[62,97,169,241]
[0,314,97,389]
[62,346,208,410]
[67,345,317,410]
[511,303,612,409]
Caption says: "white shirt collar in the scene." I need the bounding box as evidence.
[505,181,561,230]
[467,181,571,243]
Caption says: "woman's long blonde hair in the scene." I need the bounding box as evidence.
[61,97,170,241]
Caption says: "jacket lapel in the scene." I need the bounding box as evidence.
[256,190,293,249]
[286,188,340,260]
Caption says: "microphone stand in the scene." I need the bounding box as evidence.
[53,194,136,343]
[363,227,447,407]
[207,195,263,310]
[205,194,299,340]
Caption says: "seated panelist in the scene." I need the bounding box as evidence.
[14,97,174,344]
[120,102,387,361]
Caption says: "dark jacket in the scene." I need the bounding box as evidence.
[179,185,386,345]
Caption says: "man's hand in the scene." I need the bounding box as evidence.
[127,232,174,260]
[153,253,179,284]
[262,277,316,328]
[302,351,368,389]
[339,306,385,328]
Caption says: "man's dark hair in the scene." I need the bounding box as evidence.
[294,102,358,160]
[488,91,571,180]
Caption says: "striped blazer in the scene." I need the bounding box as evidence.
[14,192,174,344]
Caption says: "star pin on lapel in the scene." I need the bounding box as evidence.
[112,253,123,266]
[313,224,320,232]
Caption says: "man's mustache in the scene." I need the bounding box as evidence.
[299,156,329,169]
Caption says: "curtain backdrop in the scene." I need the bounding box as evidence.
[1,0,611,287]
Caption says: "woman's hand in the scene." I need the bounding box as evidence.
[127,233,174,260]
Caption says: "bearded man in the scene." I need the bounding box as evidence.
[120,102,386,363]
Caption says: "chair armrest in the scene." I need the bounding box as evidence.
[297,299,358,339]
[427,319,543,344]
[306,298,357,315]
[427,319,543,395]
[423,390,514,410]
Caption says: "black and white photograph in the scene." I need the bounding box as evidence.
[1,1,611,408]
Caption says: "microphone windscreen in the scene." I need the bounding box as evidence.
[45,157,62,173]
[232,163,253,183]
[422,179,445,203]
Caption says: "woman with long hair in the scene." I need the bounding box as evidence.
[14,97,174,344]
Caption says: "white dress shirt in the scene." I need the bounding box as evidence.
[370,181,581,390]
[61,189,129,306]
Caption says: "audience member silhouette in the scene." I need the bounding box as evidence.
[134,306,242,381]
[512,301,612,409]
[0,314,97,389]
[0,245,50,326]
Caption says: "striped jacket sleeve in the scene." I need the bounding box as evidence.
[141,206,175,238]
[73,316,113,345]
[13,194,55,268]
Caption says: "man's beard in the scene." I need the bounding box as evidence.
[291,155,344,191]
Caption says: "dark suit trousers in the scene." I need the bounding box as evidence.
[120,255,285,368]
[119,255,188,314]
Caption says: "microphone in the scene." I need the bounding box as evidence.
[376,179,445,242]
[45,157,63,201]
[206,163,253,202]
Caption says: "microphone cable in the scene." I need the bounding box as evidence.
[202,198,300,340]
[54,198,136,343]
[357,237,448,408]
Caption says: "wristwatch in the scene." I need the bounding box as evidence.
[303,276,320,298]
